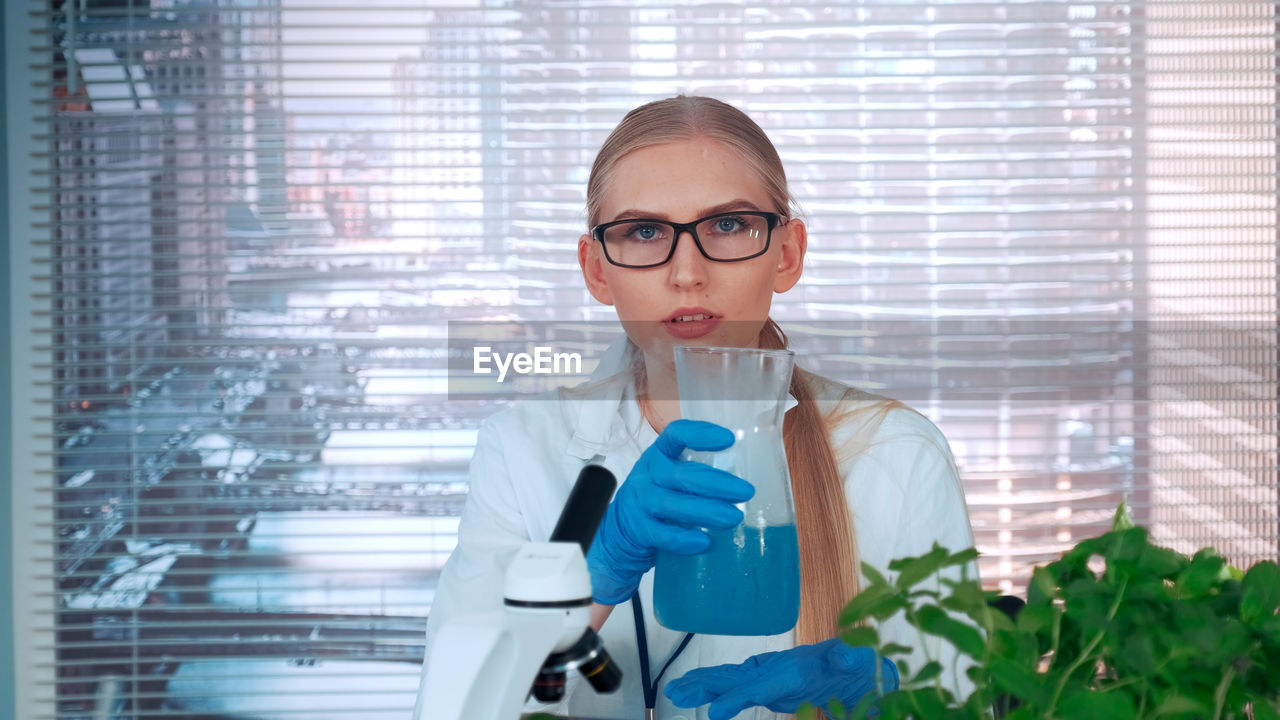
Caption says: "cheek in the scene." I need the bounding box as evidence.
[734,266,779,304]
[600,272,659,319]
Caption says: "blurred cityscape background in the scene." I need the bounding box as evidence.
[9,0,1277,717]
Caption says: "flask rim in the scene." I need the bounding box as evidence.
[674,345,795,359]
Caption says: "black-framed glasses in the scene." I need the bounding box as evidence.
[592,211,783,269]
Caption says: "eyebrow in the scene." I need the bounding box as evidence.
[608,199,763,223]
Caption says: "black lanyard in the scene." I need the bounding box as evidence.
[631,590,695,719]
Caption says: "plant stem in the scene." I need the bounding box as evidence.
[1098,676,1143,693]
[1211,667,1236,720]
[908,608,946,702]
[974,602,996,720]
[1047,602,1063,671]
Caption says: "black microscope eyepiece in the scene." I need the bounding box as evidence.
[531,627,622,702]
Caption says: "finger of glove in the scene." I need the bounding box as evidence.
[654,463,755,503]
[612,489,731,550]
[880,657,900,692]
[650,526,711,555]
[645,490,745,529]
[664,665,755,708]
[825,642,898,704]
[652,419,735,458]
[827,642,879,676]
[828,643,897,683]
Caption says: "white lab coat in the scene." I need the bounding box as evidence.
[423,339,977,720]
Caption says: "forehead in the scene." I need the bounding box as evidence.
[599,139,773,221]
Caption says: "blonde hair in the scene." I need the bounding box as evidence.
[587,95,898,644]
[586,96,793,226]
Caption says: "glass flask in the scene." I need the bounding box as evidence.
[653,345,800,636]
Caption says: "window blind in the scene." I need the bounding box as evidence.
[6,0,1277,718]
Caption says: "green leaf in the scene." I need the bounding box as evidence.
[1150,695,1212,717]
[1252,699,1280,720]
[1064,577,1113,633]
[796,703,820,720]
[844,691,881,720]
[1173,601,1224,655]
[893,543,951,590]
[987,656,1051,707]
[841,626,880,649]
[915,605,986,658]
[1260,614,1280,647]
[1116,633,1158,675]
[1059,690,1138,720]
[989,625,1040,667]
[871,595,911,623]
[828,698,848,718]
[1123,573,1171,605]
[879,687,951,718]
[1064,534,1112,568]
[940,580,992,617]
[1175,549,1226,599]
[1137,544,1188,579]
[945,547,981,568]
[911,660,943,685]
[1112,498,1136,531]
[1205,617,1253,665]
[840,583,898,626]
[1241,561,1280,626]
[965,605,1016,637]
[880,642,913,657]
[1028,566,1059,605]
[862,561,890,588]
[1016,603,1056,635]
[1106,527,1148,566]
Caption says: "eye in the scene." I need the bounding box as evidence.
[713,215,746,233]
[626,223,666,242]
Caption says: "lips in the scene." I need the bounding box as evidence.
[663,307,721,339]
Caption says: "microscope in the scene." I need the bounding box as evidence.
[414,465,623,720]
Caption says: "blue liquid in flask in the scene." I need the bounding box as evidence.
[653,523,800,636]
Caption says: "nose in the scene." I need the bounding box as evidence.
[666,228,708,288]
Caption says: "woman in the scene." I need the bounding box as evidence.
[423,96,976,720]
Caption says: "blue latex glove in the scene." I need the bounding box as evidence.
[586,419,754,605]
[664,639,899,720]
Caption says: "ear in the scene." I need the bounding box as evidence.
[773,217,807,293]
[578,233,615,306]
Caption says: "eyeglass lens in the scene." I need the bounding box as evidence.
[601,214,770,266]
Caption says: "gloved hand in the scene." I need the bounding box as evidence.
[664,639,899,720]
[586,418,754,605]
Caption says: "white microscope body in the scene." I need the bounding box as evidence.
[413,464,622,720]
[413,542,598,720]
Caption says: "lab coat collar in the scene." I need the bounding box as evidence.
[565,337,800,461]
[563,338,634,461]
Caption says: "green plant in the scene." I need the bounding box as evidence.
[803,505,1280,720]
